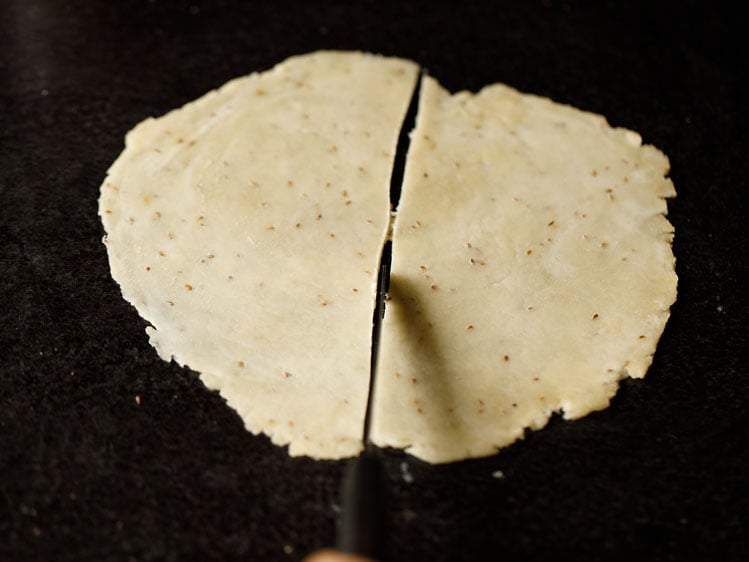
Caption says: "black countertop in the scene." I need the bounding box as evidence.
[2,1,747,561]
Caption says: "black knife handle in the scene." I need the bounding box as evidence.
[337,448,386,560]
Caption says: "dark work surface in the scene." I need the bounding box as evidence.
[1,1,748,561]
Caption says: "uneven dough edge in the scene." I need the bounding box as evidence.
[371,76,677,463]
[100,51,419,459]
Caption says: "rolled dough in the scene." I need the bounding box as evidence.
[370,77,677,463]
[100,53,677,464]
[99,51,419,458]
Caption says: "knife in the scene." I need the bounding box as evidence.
[336,239,392,560]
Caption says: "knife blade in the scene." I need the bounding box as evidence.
[337,239,392,559]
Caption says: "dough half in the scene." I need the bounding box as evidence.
[100,52,419,458]
[370,77,677,463]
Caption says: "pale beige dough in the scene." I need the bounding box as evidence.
[99,51,419,459]
[100,53,676,464]
[370,77,676,463]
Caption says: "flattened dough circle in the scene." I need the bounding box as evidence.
[100,52,676,463]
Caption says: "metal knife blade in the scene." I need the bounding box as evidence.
[337,239,392,559]
[362,239,392,446]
